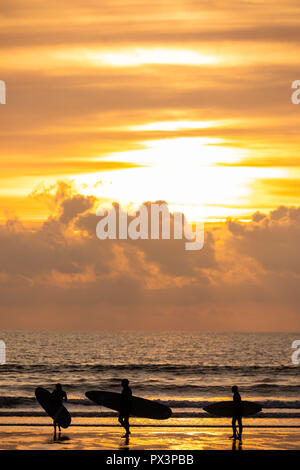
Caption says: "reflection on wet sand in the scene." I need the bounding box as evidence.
[1,425,300,450]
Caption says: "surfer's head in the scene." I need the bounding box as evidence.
[121,379,129,387]
[56,383,62,390]
[232,385,238,393]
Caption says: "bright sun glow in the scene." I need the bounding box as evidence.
[100,137,246,167]
[72,137,286,220]
[52,47,219,67]
[83,48,220,66]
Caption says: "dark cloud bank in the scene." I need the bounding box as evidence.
[0,182,299,331]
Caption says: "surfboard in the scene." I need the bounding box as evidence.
[35,387,71,428]
[203,400,262,418]
[85,390,172,420]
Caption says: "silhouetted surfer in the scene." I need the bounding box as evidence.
[118,379,132,438]
[230,385,242,441]
[51,383,67,435]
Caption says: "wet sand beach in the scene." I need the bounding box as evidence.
[1,423,300,450]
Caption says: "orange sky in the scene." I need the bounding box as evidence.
[1,1,300,330]
[1,0,300,221]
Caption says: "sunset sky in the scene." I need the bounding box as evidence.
[1,1,300,330]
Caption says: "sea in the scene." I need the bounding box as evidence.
[0,331,299,427]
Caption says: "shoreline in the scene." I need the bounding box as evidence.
[1,423,300,428]
[1,425,300,450]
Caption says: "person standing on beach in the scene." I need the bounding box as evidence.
[118,379,132,438]
[51,383,67,434]
[230,385,243,441]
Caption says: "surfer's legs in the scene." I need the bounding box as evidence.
[237,417,243,440]
[231,417,237,439]
[53,420,61,437]
[124,415,130,436]
[54,421,61,431]
[119,413,130,436]
[118,414,124,426]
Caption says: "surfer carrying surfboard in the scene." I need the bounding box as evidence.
[118,379,132,438]
[51,383,67,434]
[230,385,243,441]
